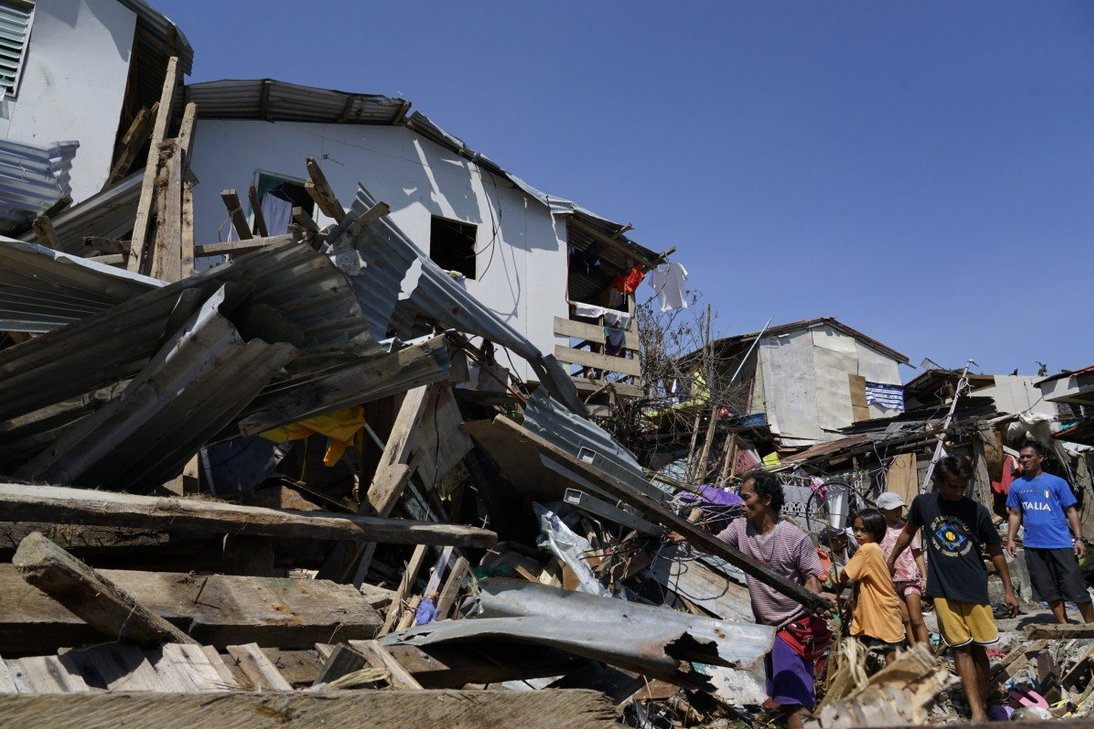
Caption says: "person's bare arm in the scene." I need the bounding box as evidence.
[987,543,1019,616]
[886,523,918,573]
[1006,507,1022,557]
[1066,506,1086,559]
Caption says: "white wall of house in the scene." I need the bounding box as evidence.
[188,119,571,378]
[980,375,1057,418]
[0,0,136,201]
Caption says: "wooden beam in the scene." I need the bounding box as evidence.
[1025,624,1094,640]
[366,386,432,516]
[31,214,62,250]
[304,157,346,223]
[181,179,195,276]
[219,188,253,240]
[226,643,293,691]
[0,690,618,728]
[149,142,183,282]
[104,104,157,190]
[12,531,196,647]
[555,344,642,377]
[292,206,321,236]
[380,544,429,636]
[344,201,390,240]
[128,56,181,272]
[554,317,639,350]
[434,555,470,619]
[195,233,294,258]
[488,416,830,613]
[176,102,198,172]
[248,184,269,237]
[348,640,423,689]
[0,563,382,653]
[0,482,497,549]
[351,386,433,586]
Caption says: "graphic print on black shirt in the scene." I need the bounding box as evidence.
[929,514,975,558]
[909,492,999,605]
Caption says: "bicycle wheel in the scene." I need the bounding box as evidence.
[804,481,858,533]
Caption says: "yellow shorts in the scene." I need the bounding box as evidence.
[934,597,999,647]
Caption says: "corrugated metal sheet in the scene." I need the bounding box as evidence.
[16,285,296,491]
[235,334,452,437]
[187,79,408,125]
[382,578,773,687]
[0,241,380,472]
[0,138,78,235]
[523,387,669,503]
[326,184,587,416]
[0,237,162,332]
[17,172,143,255]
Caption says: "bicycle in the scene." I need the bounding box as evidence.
[803,479,876,534]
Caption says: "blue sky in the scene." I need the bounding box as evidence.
[157,1,1094,380]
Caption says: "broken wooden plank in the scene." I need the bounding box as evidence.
[1025,624,1094,640]
[32,214,62,251]
[219,189,253,240]
[0,483,496,550]
[180,180,195,276]
[348,640,423,689]
[0,689,618,728]
[554,345,642,377]
[104,103,157,190]
[344,201,390,239]
[149,142,183,282]
[176,102,198,171]
[226,643,293,691]
[312,644,366,686]
[248,184,269,237]
[195,233,293,257]
[380,544,429,635]
[304,157,346,222]
[292,206,320,236]
[0,564,383,653]
[12,532,196,647]
[366,386,431,516]
[434,556,470,620]
[554,317,640,350]
[488,416,830,613]
[128,56,180,272]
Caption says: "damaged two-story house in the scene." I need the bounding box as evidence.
[0,1,675,411]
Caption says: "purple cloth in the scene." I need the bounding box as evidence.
[415,598,439,625]
[765,632,815,708]
[681,485,743,508]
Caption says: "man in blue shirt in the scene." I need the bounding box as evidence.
[1005,441,1092,624]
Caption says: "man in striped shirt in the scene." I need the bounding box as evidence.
[718,470,831,729]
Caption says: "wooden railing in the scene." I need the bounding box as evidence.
[554,314,643,399]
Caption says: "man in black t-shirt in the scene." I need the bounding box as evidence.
[887,456,1019,723]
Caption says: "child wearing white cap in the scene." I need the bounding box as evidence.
[877,491,929,644]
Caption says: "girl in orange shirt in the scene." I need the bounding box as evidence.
[834,508,905,666]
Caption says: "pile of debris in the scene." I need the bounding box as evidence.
[0,66,794,728]
[2,57,1092,729]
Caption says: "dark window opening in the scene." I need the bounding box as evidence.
[430,216,477,279]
